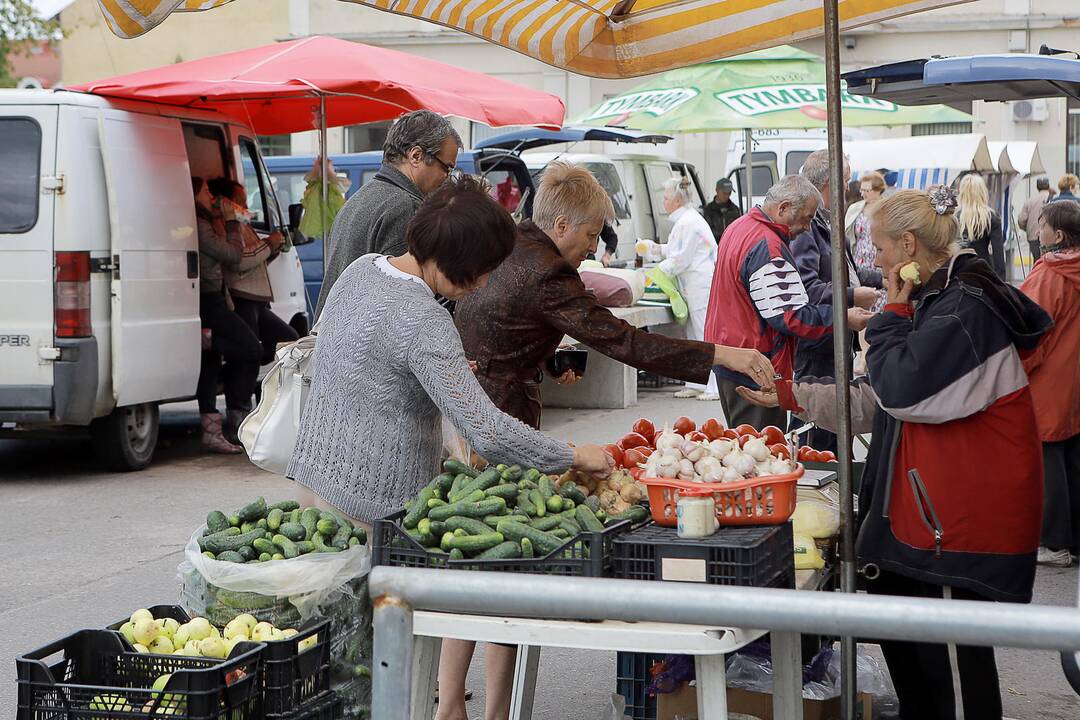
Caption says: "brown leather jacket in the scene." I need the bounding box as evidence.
[455,221,715,426]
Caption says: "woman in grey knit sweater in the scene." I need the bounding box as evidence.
[287,178,612,523]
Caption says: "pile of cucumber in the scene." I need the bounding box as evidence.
[398,461,649,561]
[198,497,367,563]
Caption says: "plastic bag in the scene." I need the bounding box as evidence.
[602,693,632,720]
[793,532,826,570]
[792,500,840,539]
[441,413,474,466]
[645,267,688,324]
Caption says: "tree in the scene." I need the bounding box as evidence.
[1,0,60,87]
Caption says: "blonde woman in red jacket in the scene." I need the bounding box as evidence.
[1020,199,1080,567]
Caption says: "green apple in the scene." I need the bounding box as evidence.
[250,622,275,642]
[90,694,133,711]
[133,618,160,646]
[223,636,242,657]
[130,608,154,625]
[297,635,318,653]
[118,621,137,645]
[172,623,190,649]
[186,617,212,642]
[183,640,200,656]
[151,673,171,695]
[161,618,180,639]
[223,618,249,641]
[197,636,227,659]
[270,628,286,641]
[133,643,150,654]
[233,613,258,632]
[148,636,175,655]
[281,628,299,639]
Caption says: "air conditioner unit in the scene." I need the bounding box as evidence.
[1011,99,1049,123]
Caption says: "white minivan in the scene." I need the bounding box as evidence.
[0,89,308,471]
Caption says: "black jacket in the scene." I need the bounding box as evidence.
[961,210,1006,280]
[703,198,742,242]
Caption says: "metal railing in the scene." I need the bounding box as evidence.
[370,566,1080,720]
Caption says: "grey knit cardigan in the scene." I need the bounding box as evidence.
[287,255,575,522]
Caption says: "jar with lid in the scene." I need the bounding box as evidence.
[676,486,718,538]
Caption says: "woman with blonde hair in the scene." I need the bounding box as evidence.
[738,186,1051,719]
[845,170,887,310]
[957,173,1006,279]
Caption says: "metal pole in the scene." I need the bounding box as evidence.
[743,127,755,211]
[372,593,414,720]
[822,0,857,716]
[319,94,330,275]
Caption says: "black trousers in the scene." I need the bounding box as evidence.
[1041,433,1080,552]
[197,292,262,414]
[714,370,787,430]
[867,570,1002,720]
[232,296,299,366]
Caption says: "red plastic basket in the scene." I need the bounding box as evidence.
[641,464,803,527]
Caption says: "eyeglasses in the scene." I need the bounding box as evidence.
[428,152,460,179]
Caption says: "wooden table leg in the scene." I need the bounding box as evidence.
[509,645,541,720]
[695,654,728,719]
[411,635,442,720]
[771,631,804,720]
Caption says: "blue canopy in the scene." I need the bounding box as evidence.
[476,125,671,151]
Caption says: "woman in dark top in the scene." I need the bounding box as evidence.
[957,173,1006,279]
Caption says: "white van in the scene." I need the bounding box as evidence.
[523,151,708,257]
[0,89,308,470]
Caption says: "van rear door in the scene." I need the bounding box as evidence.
[0,105,57,419]
[99,111,200,406]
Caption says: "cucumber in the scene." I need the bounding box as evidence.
[538,476,556,500]
[255,518,268,530]
[476,541,522,559]
[484,484,519,501]
[562,498,576,510]
[272,553,285,561]
[418,518,447,538]
[300,508,320,539]
[495,520,563,556]
[268,500,300,513]
[517,478,538,491]
[216,550,246,563]
[203,551,216,559]
[551,528,570,539]
[405,527,437,548]
[228,514,241,527]
[206,511,230,534]
[584,496,601,513]
[288,509,302,525]
[529,515,562,531]
[517,491,537,516]
[312,532,341,553]
[483,515,504,529]
[546,495,564,514]
[266,508,285,531]
[403,486,437,529]
[575,506,605,533]
[522,468,542,484]
[201,529,264,554]
[440,532,456,553]
[529,489,546,517]
[253,538,276,555]
[501,465,523,482]
[444,516,492,536]
[296,540,315,554]
[608,505,649,525]
[273,534,300,559]
[520,538,534,558]
[559,483,587,505]
[259,552,272,562]
[427,498,506,522]
[349,536,360,548]
[448,548,465,560]
[447,532,505,554]
[279,523,307,542]
[596,510,607,523]
[433,473,455,497]
[450,468,501,503]
[427,498,446,509]
[236,546,257,561]
[461,489,486,504]
[331,525,352,551]
[199,527,241,545]
[352,527,368,545]
[237,497,267,523]
[317,517,340,536]
[241,521,257,534]
[443,459,478,478]
[558,520,583,538]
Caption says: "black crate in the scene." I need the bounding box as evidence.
[16,629,263,720]
[283,691,342,720]
[106,605,331,718]
[611,521,794,587]
[373,509,637,577]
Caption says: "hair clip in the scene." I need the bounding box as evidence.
[928,185,958,216]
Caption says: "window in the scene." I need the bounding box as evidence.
[239,137,280,231]
[265,171,310,212]
[257,134,292,157]
[583,162,631,219]
[785,150,813,176]
[740,151,778,166]
[345,121,391,153]
[0,119,41,233]
[732,166,775,199]
[471,122,526,146]
[911,122,973,136]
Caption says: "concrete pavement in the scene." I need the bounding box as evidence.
[1,389,1077,718]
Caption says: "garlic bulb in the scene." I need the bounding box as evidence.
[721,467,742,483]
[681,441,706,463]
[655,432,683,451]
[722,450,743,468]
[731,452,756,477]
[708,439,735,460]
[744,438,770,462]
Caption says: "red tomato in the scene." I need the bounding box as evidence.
[797,445,815,461]
[760,425,786,446]
[819,451,837,462]
[770,443,792,460]
[804,449,825,463]
[687,431,709,442]
[721,428,741,441]
[628,467,645,481]
[673,416,696,435]
[620,432,651,450]
[637,447,655,458]
[603,444,624,468]
[734,423,758,438]
[632,418,656,443]
[623,448,648,467]
[700,418,725,441]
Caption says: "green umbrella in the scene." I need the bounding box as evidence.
[572,46,970,132]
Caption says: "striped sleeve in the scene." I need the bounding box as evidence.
[741,237,832,341]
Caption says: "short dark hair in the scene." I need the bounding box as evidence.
[406,176,516,287]
[208,176,243,200]
[1036,177,1050,190]
[191,177,205,196]
[1040,200,1080,249]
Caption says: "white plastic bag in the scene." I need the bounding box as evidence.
[792,500,841,539]
[183,526,370,618]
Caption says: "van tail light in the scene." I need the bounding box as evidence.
[55,251,91,338]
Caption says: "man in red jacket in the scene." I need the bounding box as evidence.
[705,174,873,428]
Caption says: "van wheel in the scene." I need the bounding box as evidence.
[91,403,159,471]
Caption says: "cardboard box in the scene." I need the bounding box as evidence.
[656,682,873,720]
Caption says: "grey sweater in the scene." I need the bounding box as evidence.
[288,255,575,522]
[314,164,423,319]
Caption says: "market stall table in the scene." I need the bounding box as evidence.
[407,568,826,720]
[543,304,679,410]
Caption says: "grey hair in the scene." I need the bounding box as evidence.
[764,174,822,209]
[382,110,463,165]
[800,148,850,190]
[662,177,692,206]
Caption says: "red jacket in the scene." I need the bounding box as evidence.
[1020,250,1080,442]
[704,208,833,386]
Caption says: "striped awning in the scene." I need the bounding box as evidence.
[97,0,971,78]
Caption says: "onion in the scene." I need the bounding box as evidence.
[708,439,735,460]
[744,438,770,462]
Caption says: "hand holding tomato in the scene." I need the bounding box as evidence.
[603,443,624,468]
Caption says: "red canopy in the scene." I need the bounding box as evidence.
[70,36,564,135]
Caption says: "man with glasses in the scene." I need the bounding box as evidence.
[315,109,462,318]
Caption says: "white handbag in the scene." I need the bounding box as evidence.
[238,325,319,474]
